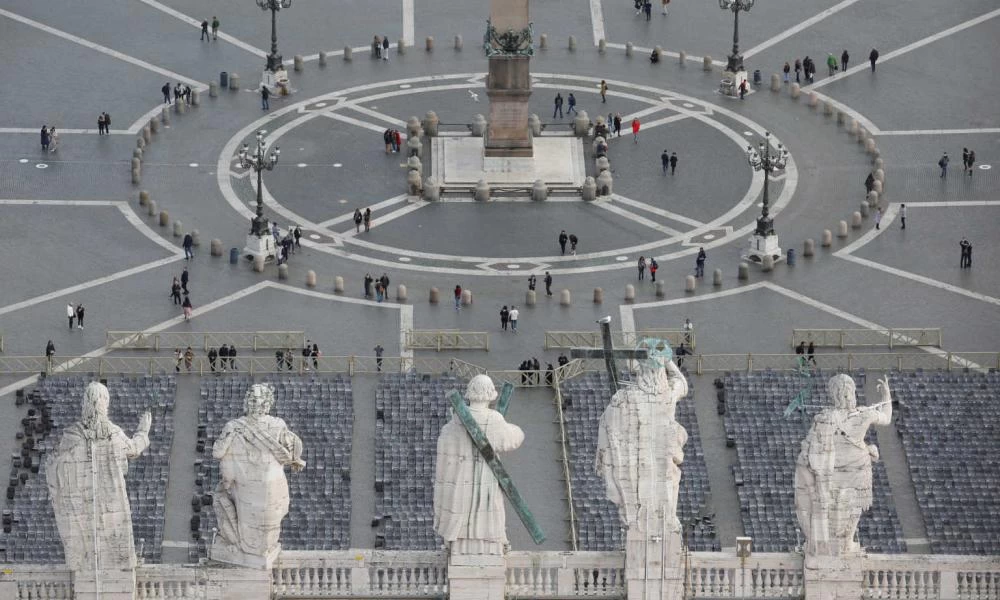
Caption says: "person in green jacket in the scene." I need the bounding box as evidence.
[826,53,838,76]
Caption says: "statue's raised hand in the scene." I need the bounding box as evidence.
[876,375,891,403]
[138,411,152,435]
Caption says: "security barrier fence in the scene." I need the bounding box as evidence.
[791,328,943,349]
[405,330,490,351]
[105,331,306,352]
[544,330,696,351]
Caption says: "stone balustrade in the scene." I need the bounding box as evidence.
[272,550,448,598]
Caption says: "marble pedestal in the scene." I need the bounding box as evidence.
[261,69,289,95]
[485,56,533,157]
[625,529,684,600]
[72,570,135,600]
[448,553,506,600]
[244,232,276,261]
[211,540,282,570]
[803,555,864,600]
[431,137,586,194]
[742,233,783,263]
[721,70,749,97]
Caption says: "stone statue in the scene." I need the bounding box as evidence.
[212,384,305,568]
[596,339,689,535]
[47,381,152,573]
[434,374,525,555]
[795,374,892,557]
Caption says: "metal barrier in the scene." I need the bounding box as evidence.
[545,330,696,351]
[105,331,306,352]
[405,330,490,351]
[791,328,943,349]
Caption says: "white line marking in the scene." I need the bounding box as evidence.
[135,0,267,58]
[605,42,726,67]
[316,195,409,228]
[594,201,684,237]
[807,7,1000,91]
[342,103,408,128]
[743,0,863,58]
[0,7,206,90]
[878,128,1000,136]
[0,128,130,135]
[637,113,691,132]
[402,0,415,46]
[321,111,392,135]
[590,0,606,46]
[611,194,705,227]
[339,200,428,237]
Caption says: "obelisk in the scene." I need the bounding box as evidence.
[483,0,534,157]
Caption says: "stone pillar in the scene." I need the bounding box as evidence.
[483,0,533,157]
[624,529,684,600]
[72,573,137,600]
[803,556,864,600]
[449,554,506,600]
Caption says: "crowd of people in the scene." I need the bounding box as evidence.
[364,272,392,302]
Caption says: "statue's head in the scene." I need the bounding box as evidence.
[827,374,857,409]
[244,384,275,417]
[466,375,497,407]
[81,381,110,429]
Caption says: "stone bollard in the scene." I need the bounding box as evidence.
[407,155,422,173]
[568,35,576,51]
[229,73,239,90]
[851,211,863,228]
[822,229,833,247]
[771,73,781,92]
[532,180,548,201]
[738,262,749,281]
[625,42,633,57]
[426,36,434,51]
[161,107,170,124]
[306,270,317,287]
[837,220,849,238]
[762,255,775,272]
[396,284,408,302]
[824,101,834,116]
[209,81,218,97]
[865,137,876,154]
[132,167,141,185]
[132,158,142,175]
[679,50,687,64]
[406,116,422,138]
[685,275,696,292]
[857,128,867,144]
[837,110,846,125]
[596,156,610,172]
[343,46,353,61]
[713,269,723,286]
[139,190,150,206]
[335,276,345,294]
[582,177,597,201]
[804,238,815,257]
[790,83,800,99]
[529,114,542,136]
[653,46,663,62]
[703,55,713,71]
[318,51,327,66]
[808,92,819,107]
[849,119,859,135]
[429,287,439,303]
[422,111,440,137]
[192,230,201,246]
[655,281,666,298]
[210,239,223,256]
[133,148,143,162]
[471,114,487,137]
[147,200,157,216]
[454,35,463,50]
[407,170,423,195]
[278,264,288,280]
[860,201,870,217]
[875,167,885,183]
[573,110,590,137]
[294,55,304,71]
[150,118,160,133]
[253,255,265,272]
[868,190,879,207]
[474,179,490,202]
[397,39,406,54]
[560,289,571,306]
[539,34,547,49]
[191,89,200,106]
[142,125,151,143]
[461,289,473,305]
[173,221,183,237]
[598,38,607,53]
[423,177,440,201]
[406,135,422,158]
[593,288,603,304]
[526,290,536,306]
[159,211,169,227]
[176,98,186,114]
[872,180,883,195]
[596,171,613,196]
[136,137,145,150]
[874,158,884,171]
[624,284,635,303]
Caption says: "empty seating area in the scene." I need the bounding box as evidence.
[374,374,461,549]
[192,376,353,560]
[561,372,717,551]
[1,375,176,563]
[891,371,1000,554]
[723,371,906,553]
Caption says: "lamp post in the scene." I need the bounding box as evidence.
[239,130,280,259]
[719,0,754,74]
[744,131,788,262]
[257,0,292,73]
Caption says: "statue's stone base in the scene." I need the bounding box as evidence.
[742,233,783,263]
[448,553,506,600]
[211,541,282,570]
[804,555,864,600]
[210,565,273,600]
[721,70,749,97]
[431,137,586,194]
[72,570,136,600]
[244,231,276,261]
[261,68,289,95]
[625,529,684,600]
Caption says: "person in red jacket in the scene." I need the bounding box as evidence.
[631,118,640,143]
[454,285,462,310]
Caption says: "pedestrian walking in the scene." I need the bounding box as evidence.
[284,348,294,371]
[553,93,564,118]
[373,35,381,59]
[46,127,59,153]
[219,344,229,372]
[208,347,218,373]
[382,36,390,61]
[544,271,553,296]
[938,152,949,178]
[98,113,106,135]
[181,267,190,294]
[865,172,875,195]
[174,348,183,372]
[364,273,373,298]
[841,49,849,71]
[40,125,50,152]
[783,62,790,83]
[453,284,462,310]
[354,208,363,232]
[383,130,393,154]
[807,342,817,365]
[294,226,301,249]
[182,295,193,320]
[661,150,669,174]
[613,113,622,137]
[661,0,669,15]
[738,79,748,99]
[567,93,577,115]
[967,150,976,176]
[532,357,541,384]
[509,306,519,333]
[643,0,652,20]
[75,304,85,329]
[311,343,320,370]
[558,230,568,255]
[649,258,658,281]
[66,302,75,330]
[212,16,220,40]
[695,247,706,277]
[103,112,111,131]
[171,277,182,304]
[261,85,270,110]
[374,344,384,372]
[796,341,805,357]
[500,305,509,331]
[183,233,194,259]
[228,345,238,370]
[631,118,640,143]
[184,347,194,371]
[600,80,608,103]
[527,274,536,292]
[201,20,210,41]
[276,349,285,371]
[364,208,371,232]
[869,48,879,72]
[393,130,402,153]
[45,340,56,364]
[174,83,182,103]
[874,207,882,230]
[826,53,837,76]
[162,83,171,104]
[959,239,972,268]
[669,152,678,175]
[900,204,906,229]
[637,256,646,280]
[569,233,578,254]
[962,148,969,174]
[794,59,802,83]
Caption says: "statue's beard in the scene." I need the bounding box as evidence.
[635,366,667,395]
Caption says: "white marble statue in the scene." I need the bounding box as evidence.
[212,384,305,567]
[434,374,525,555]
[47,381,152,572]
[596,340,689,535]
[795,374,892,557]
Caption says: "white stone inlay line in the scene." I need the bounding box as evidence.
[322,111,394,135]
[878,128,1000,136]
[339,200,429,237]
[742,0,864,58]
[0,127,130,135]
[594,200,684,237]
[807,6,1000,91]
[402,0,415,46]
[135,0,268,58]
[590,0,606,46]
[0,7,206,90]
[316,194,409,228]
[342,103,408,128]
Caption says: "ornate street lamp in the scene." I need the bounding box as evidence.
[719,0,754,74]
[240,130,280,260]
[744,131,788,262]
[257,0,292,73]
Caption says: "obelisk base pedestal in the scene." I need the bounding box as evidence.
[485,56,533,158]
[803,555,864,600]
